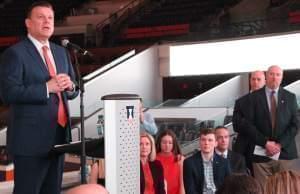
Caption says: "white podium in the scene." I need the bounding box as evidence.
[102,94,140,194]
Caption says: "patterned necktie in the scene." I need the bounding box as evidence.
[270,90,277,131]
[42,46,67,127]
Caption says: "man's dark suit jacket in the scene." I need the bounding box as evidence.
[227,150,247,174]
[232,93,255,169]
[0,38,78,156]
[183,151,231,194]
[232,93,252,155]
[140,160,166,194]
[236,86,299,162]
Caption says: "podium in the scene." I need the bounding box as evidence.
[102,94,140,194]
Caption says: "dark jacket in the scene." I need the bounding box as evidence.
[0,38,78,156]
[232,93,255,172]
[232,93,253,156]
[235,87,299,162]
[183,151,231,194]
[227,150,247,174]
[140,160,166,194]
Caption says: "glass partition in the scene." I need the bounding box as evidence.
[154,99,188,108]
[147,106,231,155]
[284,80,300,107]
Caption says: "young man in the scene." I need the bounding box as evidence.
[183,128,230,194]
[215,126,247,174]
[0,1,78,193]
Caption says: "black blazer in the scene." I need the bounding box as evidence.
[0,38,78,156]
[241,87,299,162]
[232,93,252,156]
[227,150,247,174]
[232,93,256,171]
[183,151,231,194]
[140,160,166,194]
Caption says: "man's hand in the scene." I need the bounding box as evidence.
[47,74,74,93]
[265,141,281,156]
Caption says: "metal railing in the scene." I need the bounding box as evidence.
[94,0,150,46]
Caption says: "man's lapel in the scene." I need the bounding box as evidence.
[258,87,272,127]
[24,38,49,76]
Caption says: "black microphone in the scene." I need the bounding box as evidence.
[61,39,92,56]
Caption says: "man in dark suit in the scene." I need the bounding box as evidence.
[237,65,299,183]
[232,70,265,173]
[0,1,78,194]
[215,126,247,174]
[183,128,231,194]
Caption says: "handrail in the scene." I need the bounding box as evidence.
[82,49,136,83]
[95,0,146,32]
[208,15,300,39]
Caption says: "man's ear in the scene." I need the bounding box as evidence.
[214,140,218,148]
[25,18,30,29]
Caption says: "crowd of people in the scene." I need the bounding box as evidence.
[1,0,300,194]
[135,65,300,194]
[138,126,300,194]
[71,120,300,194]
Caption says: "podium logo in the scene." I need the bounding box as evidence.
[126,106,134,122]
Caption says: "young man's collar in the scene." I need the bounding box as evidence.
[201,152,214,162]
[215,149,228,158]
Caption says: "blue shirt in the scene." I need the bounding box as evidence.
[140,112,158,135]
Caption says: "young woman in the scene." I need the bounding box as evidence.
[140,132,166,194]
[156,129,185,194]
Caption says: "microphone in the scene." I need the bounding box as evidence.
[61,39,92,56]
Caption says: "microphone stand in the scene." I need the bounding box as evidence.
[71,50,87,184]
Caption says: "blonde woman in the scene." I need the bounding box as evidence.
[140,132,166,194]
